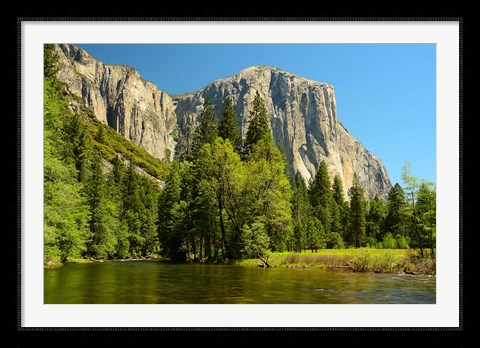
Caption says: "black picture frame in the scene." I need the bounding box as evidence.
[4,4,477,347]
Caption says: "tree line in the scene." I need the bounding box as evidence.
[44,44,436,265]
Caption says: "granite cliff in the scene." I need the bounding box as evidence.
[55,44,176,162]
[174,66,391,199]
[54,45,391,199]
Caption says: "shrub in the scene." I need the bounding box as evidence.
[352,248,372,272]
[382,233,397,249]
[395,234,409,249]
[326,232,344,249]
[366,236,377,248]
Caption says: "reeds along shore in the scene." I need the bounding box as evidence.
[237,249,436,275]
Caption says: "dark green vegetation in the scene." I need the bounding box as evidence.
[44,261,435,304]
[44,45,436,270]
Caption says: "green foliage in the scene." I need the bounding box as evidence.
[326,232,344,249]
[158,161,192,261]
[395,234,409,249]
[95,124,106,144]
[244,91,271,156]
[291,173,311,252]
[332,174,349,241]
[244,136,293,252]
[384,183,406,236]
[352,248,372,272]
[218,97,242,150]
[242,221,270,259]
[308,161,333,234]
[192,98,218,156]
[382,232,397,249]
[44,44,60,78]
[401,162,436,258]
[348,173,366,248]
[366,195,387,240]
[305,218,325,251]
[197,137,244,259]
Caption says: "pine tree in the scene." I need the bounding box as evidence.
[384,183,406,236]
[416,182,436,257]
[192,98,218,156]
[331,174,349,240]
[365,195,387,243]
[65,114,90,182]
[95,124,106,144]
[401,161,431,257]
[218,97,242,150]
[137,177,160,257]
[85,153,117,259]
[308,161,333,234]
[122,157,143,256]
[348,173,366,248]
[291,173,310,252]
[158,162,193,261]
[244,91,271,156]
[44,44,59,78]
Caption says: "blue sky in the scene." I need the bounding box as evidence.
[78,44,436,186]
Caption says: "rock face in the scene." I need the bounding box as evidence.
[174,66,391,199]
[55,44,176,162]
[54,44,391,199]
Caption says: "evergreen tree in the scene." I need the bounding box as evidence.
[244,91,270,156]
[95,124,106,144]
[65,114,90,182]
[291,173,310,252]
[348,173,366,248]
[218,97,242,150]
[157,162,185,260]
[308,161,333,234]
[192,98,218,155]
[306,217,325,252]
[122,157,143,256]
[416,182,436,257]
[110,155,125,187]
[365,195,387,243]
[44,44,59,78]
[137,177,160,257]
[401,161,424,257]
[384,183,406,237]
[331,174,349,240]
[85,154,118,259]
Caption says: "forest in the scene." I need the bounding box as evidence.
[43,45,436,267]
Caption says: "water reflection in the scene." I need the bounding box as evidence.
[44,261,436,304]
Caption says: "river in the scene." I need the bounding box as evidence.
[44,261,435,304]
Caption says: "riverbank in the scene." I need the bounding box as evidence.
[45,249,435,275]
[44,255,167,269]
[237,249,436,275]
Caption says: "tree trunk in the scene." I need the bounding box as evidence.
[258,253,271,267]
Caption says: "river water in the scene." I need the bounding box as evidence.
[44,261,435,304]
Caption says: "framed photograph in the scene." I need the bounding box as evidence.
[7,13,475,348]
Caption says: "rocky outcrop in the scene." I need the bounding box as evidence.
[174,66,391,199]
[55,44,176,162]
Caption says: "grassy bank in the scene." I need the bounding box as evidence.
[237,249,435,275]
